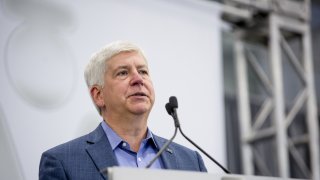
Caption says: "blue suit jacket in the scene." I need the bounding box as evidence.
[39,125,207,180]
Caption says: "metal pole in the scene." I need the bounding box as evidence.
[269,14,289,178]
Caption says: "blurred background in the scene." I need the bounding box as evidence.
[0,0,319,180]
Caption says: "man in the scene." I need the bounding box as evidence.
[39,41,207,180]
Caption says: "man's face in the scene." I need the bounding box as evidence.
[101,51,155,116]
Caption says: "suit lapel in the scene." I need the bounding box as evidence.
[86,125,118,179]
[153,135,178,170]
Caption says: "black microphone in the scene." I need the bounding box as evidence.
[165,97,180,128]
[166,96,231,174]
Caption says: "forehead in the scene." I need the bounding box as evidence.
[106,51,148,69]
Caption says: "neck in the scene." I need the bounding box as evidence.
[103,112,148,152]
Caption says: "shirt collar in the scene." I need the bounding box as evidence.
[100,121,158,150]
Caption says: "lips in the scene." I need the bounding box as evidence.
[129,92,148,97]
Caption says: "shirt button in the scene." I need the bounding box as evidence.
[138,157,142,162]
[122,142,127,147]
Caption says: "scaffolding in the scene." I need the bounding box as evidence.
[221,0,319,179]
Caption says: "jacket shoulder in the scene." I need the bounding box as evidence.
[42,124,104,159]
[39,125,107,180]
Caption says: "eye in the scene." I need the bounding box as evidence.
[116,70,128,77]
[139,69,149,76]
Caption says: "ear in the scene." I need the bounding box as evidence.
[90,86,105,108]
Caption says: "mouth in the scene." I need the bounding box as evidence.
[129,92,148,97]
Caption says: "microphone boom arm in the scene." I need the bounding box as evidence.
[178,123,231,174]
[146,96,231,174]
[171,106,231,174]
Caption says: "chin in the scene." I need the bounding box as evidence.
[130,106,151,115]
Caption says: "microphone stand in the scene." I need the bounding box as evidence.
[146,96,231,174]
[171,107,231,174]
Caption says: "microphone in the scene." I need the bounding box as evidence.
[165,97,180,128]
[166,96,231,174]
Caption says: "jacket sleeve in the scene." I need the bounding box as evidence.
[39,152,68,180]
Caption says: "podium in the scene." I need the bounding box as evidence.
[106,167,308,180]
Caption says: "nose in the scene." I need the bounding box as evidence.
[130,70,144,86]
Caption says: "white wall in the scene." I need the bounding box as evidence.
[0,0,225,179]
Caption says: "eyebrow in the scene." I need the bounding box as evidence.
[114,64,148,70]
[136,65,149,69]
[115,65,129,70]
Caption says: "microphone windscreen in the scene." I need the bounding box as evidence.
[165,103,172,115]
[169,96,178,108]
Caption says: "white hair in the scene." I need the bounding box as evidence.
[84,40,147,115]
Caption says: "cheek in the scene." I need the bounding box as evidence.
[107,81,125,94]
[116,84,131,99]
[147,82,155,99]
